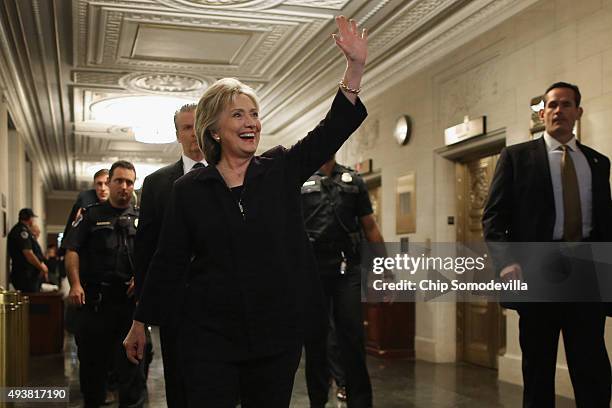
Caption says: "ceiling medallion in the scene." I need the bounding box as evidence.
[121,73,207,95]
[158,0,284,10]
[186,0,252,4]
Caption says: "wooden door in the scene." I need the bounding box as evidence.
[456,155,505,369]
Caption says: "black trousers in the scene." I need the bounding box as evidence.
[159,324,186,407]
[518,302,610,408]
[305,263,372,408]
[178,320,301,407]
[75,287,145,408]
[327,313,346,388]
[10,268,41,292]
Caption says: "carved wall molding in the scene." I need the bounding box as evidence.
[436,53,501,128]
[157,0,285,11]
[364,0,538,99]
[261,0,461,133]
[77,2,326,80]
[74,124,133,142]
[367,0,456,62]
[73,71,127,87]
[4,0,540,189]
[120,72,209,94]
[284,0,350,9]
[347,118,380,158]
[268,0,537,148]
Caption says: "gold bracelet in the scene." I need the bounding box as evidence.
[339,80,361,95]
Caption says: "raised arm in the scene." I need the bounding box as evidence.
[283,16,369,185]
[334,15,367,105]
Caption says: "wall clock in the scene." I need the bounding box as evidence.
[394,115,412,145]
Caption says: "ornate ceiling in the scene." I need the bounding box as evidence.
[0,0,537,190]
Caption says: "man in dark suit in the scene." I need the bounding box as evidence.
[483,82,612,407]
[133,103,205,408]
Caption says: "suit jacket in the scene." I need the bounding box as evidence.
[133,159,184,301]
[483,137,612,306]
[135,90,367,361]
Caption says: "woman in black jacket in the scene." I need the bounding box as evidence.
[124,15,368,407]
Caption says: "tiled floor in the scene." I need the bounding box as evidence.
[20,328,575,407]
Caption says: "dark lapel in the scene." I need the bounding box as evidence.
[577,140,599,172]
[531,137,556,234]
[194,155,273,184]
[245,155,273,182]
[577,140,601,202]
[168,158,184,183]
[194,163,223,183]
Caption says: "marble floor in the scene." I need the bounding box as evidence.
[18,328,575,408]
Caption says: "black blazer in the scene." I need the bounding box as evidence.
[133,159,184,301]
[483,137,612,275]
[135,91,367,361]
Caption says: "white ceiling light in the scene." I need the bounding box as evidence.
[90,95,197,144]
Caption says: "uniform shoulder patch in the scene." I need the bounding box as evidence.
[341,172,353,183]
[20,230,29,239]
[71,213,83,228]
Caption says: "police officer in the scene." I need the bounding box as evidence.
[64,160,145,408]
[8,208,48,292]
[302,156,384,408]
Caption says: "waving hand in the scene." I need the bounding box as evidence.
[333,15,368,67]
[332,16,367,104]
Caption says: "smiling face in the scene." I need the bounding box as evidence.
[539,87,583,143]
[214,93,261,161]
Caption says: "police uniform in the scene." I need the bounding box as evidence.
[63,201,145,408]
[8,222,41,292]
[301,163,373,408]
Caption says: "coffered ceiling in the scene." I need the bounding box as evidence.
[0,0,537,191]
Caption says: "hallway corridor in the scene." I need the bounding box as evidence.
[16,328,575,408]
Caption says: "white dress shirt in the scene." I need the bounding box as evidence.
[181,154,207,175]
[543,132,592,240]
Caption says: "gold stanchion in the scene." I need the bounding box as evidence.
[0,302,6,408]
[0,291,17,408]
[18,294,29,386]
[0,290,29,390]
[0,302,7,388]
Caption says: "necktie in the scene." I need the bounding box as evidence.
[560,145,582,241]
[191,162,205,171]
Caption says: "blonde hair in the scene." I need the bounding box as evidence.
[195,78,260,165]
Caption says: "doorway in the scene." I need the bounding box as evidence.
[455,154,506,369]
[363,174,415,358]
